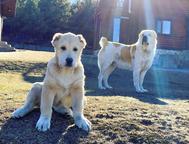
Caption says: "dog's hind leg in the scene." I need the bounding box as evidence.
[133,69,142,93]
[98,61,106,89]
[12,82,42,118]
[139,70,148,93]
[98,56,104,89]
[98,71,106,89]
[103,63,116,89]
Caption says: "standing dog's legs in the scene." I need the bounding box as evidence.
[98,71,106,89]
[12,82,42,118]
[98,58,105,89]
[133,69,141,93]
[103,64,116,89]
[36,85,55,132]
[139,70,148,92]
[71,86,91,132]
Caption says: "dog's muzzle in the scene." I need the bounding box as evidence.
[142,35,149,45]
[65,57,73,67]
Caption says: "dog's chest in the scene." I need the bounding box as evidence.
[55,73,76,89]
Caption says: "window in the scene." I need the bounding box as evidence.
[156,20,172,35]
[117,0,125,7]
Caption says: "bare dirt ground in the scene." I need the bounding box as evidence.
[0,51,189,144]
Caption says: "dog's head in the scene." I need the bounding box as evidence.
[139,30,157,49]
[51,32,87,68]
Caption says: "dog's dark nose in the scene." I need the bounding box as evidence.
[142,35,148,45]
[66,57,73,67]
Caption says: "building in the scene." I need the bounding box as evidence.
[94,0,189,50]
[0,0,17,51]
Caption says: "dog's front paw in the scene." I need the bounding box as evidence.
[36,116,51,132]
[106,85,113,89]
[99,86,106,90]
[141,88,148,93]
[75,116,92,132]
[12,108,26,118]
[136,88,148,93]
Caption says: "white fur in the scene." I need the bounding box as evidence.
[12,32,91,132]
[98,30,157,93]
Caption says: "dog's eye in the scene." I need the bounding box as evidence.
[73,47,78,52]
[61,46,66,51]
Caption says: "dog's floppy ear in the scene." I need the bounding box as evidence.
[77,34,87,48]
[51,33,62,47]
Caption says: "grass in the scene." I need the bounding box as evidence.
[0,50,54,62]
[0,50,189,144]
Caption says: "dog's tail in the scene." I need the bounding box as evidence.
[99,37,108,49]
[98,37,108,72]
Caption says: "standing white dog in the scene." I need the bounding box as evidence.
[98,30,157,93]
[12,32,91,132]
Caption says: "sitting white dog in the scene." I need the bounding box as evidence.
[12,32,91,132]
[98,30,157,93]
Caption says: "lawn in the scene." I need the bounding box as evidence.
[0,50,189,144]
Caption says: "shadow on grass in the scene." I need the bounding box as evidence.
[22,63,46,83]
[84,65,189,104]
[0,109,89,144]
[85,88,168,105]
[20,62,189,105]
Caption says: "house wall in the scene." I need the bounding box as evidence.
[94,0,189,50]
[0,0,17,41]
[187,17,189,49]
[0,16,2,41]
[152,0,189,49]
[1,0,17,17]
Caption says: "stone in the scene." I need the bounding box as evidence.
[0,41,16,52]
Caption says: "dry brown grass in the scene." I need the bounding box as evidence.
[0,51,189,144]
[0,50,54,62]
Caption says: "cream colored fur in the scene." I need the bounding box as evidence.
[12,32,91,132]
[98,30,157,93]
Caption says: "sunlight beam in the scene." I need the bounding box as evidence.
[144,0,154,29]
[143,0,169,98]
